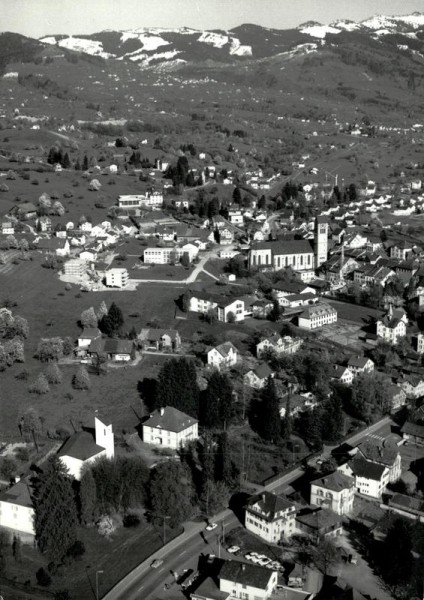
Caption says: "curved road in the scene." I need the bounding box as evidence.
[103,415,392,600]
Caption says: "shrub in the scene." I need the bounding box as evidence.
[66,540,85,559]
[15,369,29,380]
[31,179,39,185]
[72,366,90,390]
[123,514,141,528]
[0,456,18,480]
[14,446,30,462]
[28,373,50,394]
[44,363,63,384]
[36,567,51,587]
[55,427,71,440]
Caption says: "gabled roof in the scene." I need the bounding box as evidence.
[246,491,295,522]
[253,363,273,380]
[79,327,101,340]
[219,559,274,590]
[251,239,314,255]
[212,341,237,358]
[401,421,424,438]
[139,328,179,342]
[295,507,343,531]
[349,457,386,481]
[356,440,398,467]
[347,356,372,369]
[58,431,105,461]
[144,406,198,432]
[0,476,34,508]
[311,471,354,492]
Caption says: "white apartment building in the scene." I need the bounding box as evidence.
[143,244,198,264]
[142,406,198,449]
[245,491,296,543]
[105,268,129,288]
[63,258,86,277]
[298,303,337,329]
[338,458,390,499]
[256,334,302,358]
[310,472,355,515]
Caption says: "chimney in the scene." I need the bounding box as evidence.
[160,407,165,417]
[262,493,266,503]
[14,475,21,484]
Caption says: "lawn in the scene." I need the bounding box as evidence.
[326,299,384,325]
[3,518,183,600]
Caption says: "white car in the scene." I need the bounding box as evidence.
[258,558,271,567]
[227,546,240,554]
[206,523,218,531]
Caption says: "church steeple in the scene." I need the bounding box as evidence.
[314,216,328,268]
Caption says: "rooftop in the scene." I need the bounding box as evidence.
[144,406,198,433]
[219,559,274,590]
[58,431,105,461]
[311,471,354,492]
[0,476,34,508]
[246,491,295,522]
[349,457,386,481]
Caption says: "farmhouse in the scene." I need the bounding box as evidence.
[400,421,424,445]
[142,406,198,449]
[207,342,238,370]
[77,327,102,350]
[138,328,181,351]
[245,491,297,543]
[58,416,114,480]
[88,338,135,362]
[310,472,355,515]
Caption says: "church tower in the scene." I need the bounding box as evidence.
[314,216,328,268]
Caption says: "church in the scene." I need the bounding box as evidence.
[249,216,328,276]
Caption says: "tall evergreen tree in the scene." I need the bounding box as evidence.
[82,155,89,171]
[380,519,413,585]
[149,461,195,528]
[99,302,124,337]
[215,431,232,484]
[34,456,78,561]
[156,358,199,417]
[232,186,242,204]
[74,158,81,171]
[80,468,97,525]
[61,152,71,169]
[257,377,281,443]
[282,395,292,441]
[201,372,233,429]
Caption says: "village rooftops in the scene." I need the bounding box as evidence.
[357,440,398,467]
[0,476,34,508]
[146,406,198,433]
[347,356,370,369]
[58,431,105,461]
[295,507,343,531]
[311,471,354,492]
[246,491,295,522]
[219,559,274,590]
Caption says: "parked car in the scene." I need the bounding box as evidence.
[227,546,240,554]
[206,522,218,531]
[151,559,164,569]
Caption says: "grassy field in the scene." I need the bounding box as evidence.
[326,299,384,325]
[3,519,182,600]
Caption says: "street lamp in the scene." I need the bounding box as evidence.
[96,570,104,600]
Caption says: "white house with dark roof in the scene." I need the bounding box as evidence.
[217,297,245,322]
[245,491,297,543]
[298,303,337,329]
[330,365,354,386]
[0,476,36,540]
[58,416,114,480]
[353,440,401,483]
[310,471,355,515]
[376,306,407,344]
[244,363,274,389]
[207,342,238,370]
[256,334,302,358]
[142,406,198,449]
[77,327,102,350]
[337,457,389,498]
[347,356,374,376]
[138,328,181,351]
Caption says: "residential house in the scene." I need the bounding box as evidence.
[245,491,297,543]
[347,356,374,376]
[390,241,413,261]
[310,472,355,515]
[88,338,134,362]
[36,216,52,232]
[244,363,274,389]
[219,227,234,245]
[105,268,129,288]
[353,264,394,287]
[252,299,274,319]
[138,328,181,351]
[191,559,278,600]
[338,457,389,498]
[354,440,401,483]
[376,306,407,344]
[77,327,102,351]
[1,221,14,235]
[386,384,407,411]
[416,333,424,354]
[58,416,114,480]
[207,342,238,370]
[188,291,219,315]
[143,244,198,264]
[142,406,198,449]
[330,365,354,386]
[14,202,37,220]
[256,334,302,358]
[400,421,424,445]
[295,507,344,542]
[298,303,337,330]
[0,476,36,540]
[398,374,424,399]
[36,237,70,257]
[217,297,245,323]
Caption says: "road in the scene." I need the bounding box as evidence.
[103,417,392,600]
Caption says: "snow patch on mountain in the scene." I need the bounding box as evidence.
[129,49,180,65]
[300,25,341,38]
[198,31,229,48]
[54,37,114,58]
[120,31,169,51]
[229,38,252,56]
[331,20,359,31]
[361,13,424,31]
[40,36,57,45]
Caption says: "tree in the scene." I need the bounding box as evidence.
[0,456,17,480]
[80,468,97,525]
[34,456,78,561]
[36,337,64,362]
[155,358,199,417]
[149,461,195,528]
[36,567,52,586]
[215,431,233,484]
[201,372,233,429]
[255,377,281,443]
[80,307,98,329]
[295,408,323,451]
[21,408,42,448]
[321,396,344,442]
[99,302,124,337]
[281,395,292,441]
[268,299,281,322]
[232,187,242,204]
[82,155,89,171]
[91,456,149,513]
[29,373,50,395]
[96,300,108,320]
[6,315,29,339]
[44,362,62,384]
[72,366,91,390]
[200,480,229,516]
[12,535,22,562]
[4,337,25,363]
[181,252,190,268]
[380,518,413,585]
[92,352,107,376]
[313,539,340,575]
[61,152,71,169]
